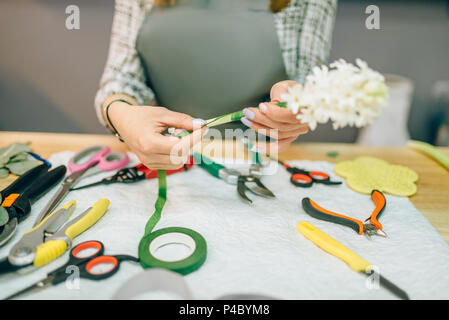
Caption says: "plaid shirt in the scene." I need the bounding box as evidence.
[95,0,337,125]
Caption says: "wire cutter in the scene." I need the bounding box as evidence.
[194,152,275,204]
[278,160,342,188]
[70,157,194,191]
[0,198,109,275]
[301,190,387,238]
[0,164,67,247]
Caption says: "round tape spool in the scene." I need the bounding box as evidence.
[111,268,193,300]
[139,226,207,275]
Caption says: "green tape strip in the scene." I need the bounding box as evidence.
[138,170,207,275]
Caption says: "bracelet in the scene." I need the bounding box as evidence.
[104,99,131,142]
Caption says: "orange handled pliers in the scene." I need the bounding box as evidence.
[301,190,387,238]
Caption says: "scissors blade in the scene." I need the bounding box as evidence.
[32,171,84,227]
[0,218,17,248]
[4,277,53,300]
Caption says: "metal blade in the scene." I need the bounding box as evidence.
[0,218,17,247]
[4,277,53,300]
[237,181,253,204]
[367,271,410,300]
[32,171,83,227]
[70,180,104,191]
[248,178,275,198]
[8,203,75,266]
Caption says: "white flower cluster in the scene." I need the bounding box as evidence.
[281,59,388,130]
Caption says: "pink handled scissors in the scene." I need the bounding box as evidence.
[33,146,129,226]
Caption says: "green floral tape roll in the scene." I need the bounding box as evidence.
[138,170,207,275]
[139,227,207,275]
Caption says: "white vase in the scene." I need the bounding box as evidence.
[357,74,414,146]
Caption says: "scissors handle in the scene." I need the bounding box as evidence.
[50,240,137,284]
[68,146,111,173]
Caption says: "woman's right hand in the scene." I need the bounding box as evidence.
[106,101,206,170]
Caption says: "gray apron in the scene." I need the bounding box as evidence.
[136,0,287,127]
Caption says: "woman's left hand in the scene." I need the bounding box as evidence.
[240,80,309,152]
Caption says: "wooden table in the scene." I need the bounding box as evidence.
[1,131,449,243]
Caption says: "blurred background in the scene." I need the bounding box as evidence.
[0,0,448,145]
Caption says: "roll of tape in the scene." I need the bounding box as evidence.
[111,268,193,300]
[139,226,207,275]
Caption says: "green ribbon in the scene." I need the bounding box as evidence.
[138,170,207,275]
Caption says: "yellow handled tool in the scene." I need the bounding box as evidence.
[297,221,410,300]
[34,198,110,267]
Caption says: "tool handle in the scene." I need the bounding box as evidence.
[297,221,371,273]
[193,152,225,178]
[34,239,68,268]
[1,164,48,199]
[24,165,67,204]
[369,190,386,230]
[64,198,110,241]
[302,198,364,235]
[407,140,449,171]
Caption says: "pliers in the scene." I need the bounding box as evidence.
[194,152,275,204]
[0,198,109,275]
[0,164,67,247]
[301,190,387,238]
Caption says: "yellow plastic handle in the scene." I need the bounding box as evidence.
[25,200,77,235]
[34,240,67,267]
[297,221,371,273]
[64,198,110,241]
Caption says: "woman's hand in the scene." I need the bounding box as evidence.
[107,101,206,170]
[240,80,309,152]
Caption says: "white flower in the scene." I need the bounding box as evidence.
[283,59,388,130]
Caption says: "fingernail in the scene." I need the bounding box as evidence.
[243,108,255,120]
[241,117,252,127]
[193,118,207,127]
[259,103,268,114]
[204,127,209,135]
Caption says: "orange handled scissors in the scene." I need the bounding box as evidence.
[301,190,387,238]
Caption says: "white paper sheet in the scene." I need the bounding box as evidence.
[1,152,448,300]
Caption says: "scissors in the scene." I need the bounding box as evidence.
[5,240,139,300]
[32,146,129,226]
[278,160,342,188]
[70,157,194,191]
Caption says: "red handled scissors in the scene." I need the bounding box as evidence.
[278,160,342,188]
[5,240,138,300]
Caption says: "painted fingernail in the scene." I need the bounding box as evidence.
[241,117,252,127]
[243,108,255,120]
[193,118,207,127]
[259,103,268,114]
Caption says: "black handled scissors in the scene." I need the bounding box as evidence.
[5,240,138,300]
[278,160,342,188]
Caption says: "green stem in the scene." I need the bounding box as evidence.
[176,102,287,138]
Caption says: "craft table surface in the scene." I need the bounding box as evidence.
[1,131,449,244]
